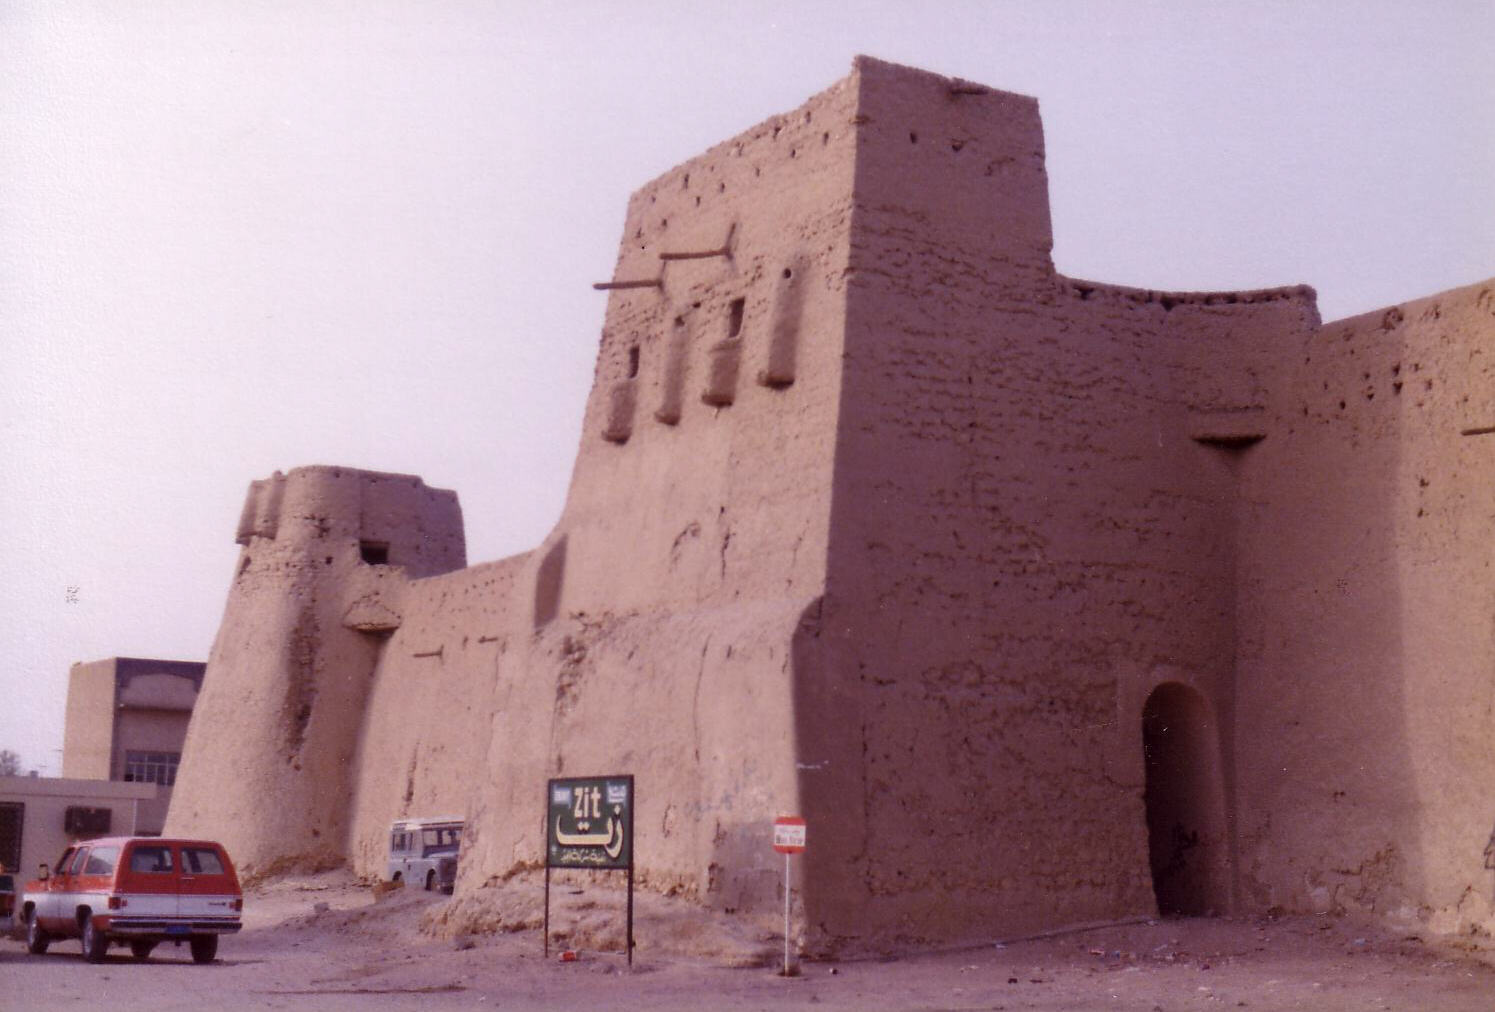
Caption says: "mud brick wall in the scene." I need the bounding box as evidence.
[344,555,530,875]
[1234,281,1495,931]
[166,57,1494,948]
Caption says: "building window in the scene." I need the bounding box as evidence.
[65,808,114,838]
[123,750,181,787]
[0,802,22,871]
[359,541,390,565]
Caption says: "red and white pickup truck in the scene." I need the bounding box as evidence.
[18,836,242,964]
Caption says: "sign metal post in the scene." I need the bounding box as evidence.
[772,814,807,977]
[544,774,635,965]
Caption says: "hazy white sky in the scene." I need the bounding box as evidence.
[2,1,1491,774]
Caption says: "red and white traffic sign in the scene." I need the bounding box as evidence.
[773,815,807,854]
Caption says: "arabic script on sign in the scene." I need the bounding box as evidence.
[773,816,807,853]
[554,813,626,860]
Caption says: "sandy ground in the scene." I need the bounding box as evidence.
[6,870,1495,1011]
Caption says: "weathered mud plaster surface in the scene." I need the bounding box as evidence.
[168,56,1494,951]
[168,467,466,877]
[1234,282,1495,933]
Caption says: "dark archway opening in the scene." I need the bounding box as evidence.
[1142,682,1229,916]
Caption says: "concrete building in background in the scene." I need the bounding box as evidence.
[165,57,1494,951]
[0,776,158,882]
[0,658,195,882]
[62,657,204,834]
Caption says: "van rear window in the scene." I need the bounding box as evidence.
[183,847,225,875]
[130,846,174,873]
[83,846,120,875]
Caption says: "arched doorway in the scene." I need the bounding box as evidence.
[1142,682,1229,916]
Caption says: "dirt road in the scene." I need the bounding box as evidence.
[6,871,1494,1010]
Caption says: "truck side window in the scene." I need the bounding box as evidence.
[68,849,90,876]
[129,846,174,873]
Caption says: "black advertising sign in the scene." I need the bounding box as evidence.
[543,774,637,963]
[546,775,634,870]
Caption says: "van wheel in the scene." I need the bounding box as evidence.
[82,914,109,963]
[425,869,435,891]
[189,935,218,964]
[130,940,156,961]
[25,911,50,955]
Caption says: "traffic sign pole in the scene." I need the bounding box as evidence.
[783,850,792,976]
[772,814,807,978]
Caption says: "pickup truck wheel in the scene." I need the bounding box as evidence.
[189,934,218,964]
[25,911,50,955]
[424,869,435,891]
[81,914,109,963]
[130,940,156,961]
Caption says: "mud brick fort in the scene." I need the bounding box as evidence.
[165,57,1495,949]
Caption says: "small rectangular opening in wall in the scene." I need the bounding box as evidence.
[627,345,640,378]
[1187,409,1266,449]
[727,298,745,338]
[1461,425,1495,436]
[64,806,112,836]
[360,540,390,565]
[1193,434,1264,450]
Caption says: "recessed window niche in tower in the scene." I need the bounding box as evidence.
[601,335,641,443]
[359,541,390,565]
[701,299,747,406]
[655,316,688,425]
[702,339,741,406]
[602,377,637,443]
[758,262,803,388]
